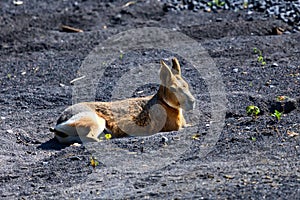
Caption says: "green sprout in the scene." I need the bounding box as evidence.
[271,110,283,121]
[119,53,123,60]
[207,0,225,7]
[90,156,99,169]
[192,134,201,141]
[243,1,248,8]
[246,105,260,119]
[98,132,112,141]
[105,133,112,140]
[251,137,257,142]
[253,47,266,65]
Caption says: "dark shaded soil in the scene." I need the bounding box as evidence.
[0,0,299,199]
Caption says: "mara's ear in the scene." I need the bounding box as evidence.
[160,60,173,86]
[171,57,181,75]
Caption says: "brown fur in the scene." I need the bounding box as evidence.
[52,57,195,143]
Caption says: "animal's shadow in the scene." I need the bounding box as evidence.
[37,138,70,150]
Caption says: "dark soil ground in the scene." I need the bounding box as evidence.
[0,0,299,199]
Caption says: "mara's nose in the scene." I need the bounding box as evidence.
[185,96,196,111]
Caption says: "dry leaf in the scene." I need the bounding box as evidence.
[70,75,86,84]
[122,1,136,8]
[287,130,299,137]
[61,25,83,33]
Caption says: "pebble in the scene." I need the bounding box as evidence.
[233,68,239,73]
[269,85,276,88]
[71,143,81,147]
[13,0,23,6]
[161,136,168,143]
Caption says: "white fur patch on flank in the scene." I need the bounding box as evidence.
[54,111,107,143]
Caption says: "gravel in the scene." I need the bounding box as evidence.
[160,0,300,30]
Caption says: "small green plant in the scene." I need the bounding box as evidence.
[90,156,99,169]
[271,110,282,121]
[207,0,225,7]
[246,105,260,119]
[253,47,266,65]
[192,134,201,141]
[243,1,248,8]
[251,137,257,142]
[98,133,112,141]
[105,133,112,140]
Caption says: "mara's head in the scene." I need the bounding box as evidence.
[159,57,196,111]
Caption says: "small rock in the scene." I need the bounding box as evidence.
[233,68,239,73]
[7,130,13,134]
[288,65,296,69]
[205,7,211,12]
[71,143,81,147]
[42,161,48,165]
[224,174,234,179]
[246,16,253,21]
[115,14,122,19]
[13,0,23,6]
[69,156,82,161]
[161,136,168,143]
[271,62,279,67]
[172,136,180,141]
